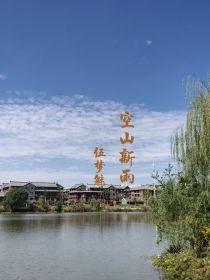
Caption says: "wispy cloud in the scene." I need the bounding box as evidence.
[0,94,186,185]
[0,94,185,162]
[0,74,7,80]
[146,40,152,45]
[0,167,162,187]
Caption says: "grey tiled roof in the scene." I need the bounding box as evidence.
[31,182,63,188]
[114,185,130,190]
[69,183,86,190]
[129,185,158,191]
[72,183,85,188]
[9,181,30,187]
[86,184,112,189]
[68,183,130,191]
[2,183,10,188]
[2,181,64,189]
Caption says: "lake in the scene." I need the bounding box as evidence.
[0,212,163,280]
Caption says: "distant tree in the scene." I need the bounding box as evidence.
[36,196,49,212]
[143,190,150,205]
[55,201,63,212]
[36,196,45,208]
[90,197,101,210]
[101,189,110,203]
[114,192,121,203]
[3,187,28,212]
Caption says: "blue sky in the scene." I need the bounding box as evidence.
[0,0,209,187]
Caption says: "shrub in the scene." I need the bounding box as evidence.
[55,201,63,212]
[152,250,210,280]
[34,197,50,212]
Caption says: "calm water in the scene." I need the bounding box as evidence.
[0,212,163,280]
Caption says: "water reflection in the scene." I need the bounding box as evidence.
[0,212,152,233]
[0,212,163,280]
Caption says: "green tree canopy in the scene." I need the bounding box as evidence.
[3,187,28,212]
[152,75,210,256]
[172,80,210,192]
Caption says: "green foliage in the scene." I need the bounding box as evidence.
[0,206,7,213]
[35,196,49,212]
[152,165,190,251]
[101,189,110,202]
[57,190,64,204]
[152,75,210,259]
[63,203,101,212]
[143,190,152,205]
[55,201,63,212]
[153,164,210,255]
[152,250,210,280]
[3,187,28,211]
[172,88,210,188]
[90,197,101,211]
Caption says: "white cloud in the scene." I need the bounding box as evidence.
[146,40,152,45]
[0,95,185,162]
[0,167,157,188]
[0,74,7,80]
[0,94,186,185]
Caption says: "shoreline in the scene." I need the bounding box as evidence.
[0,205,151,214]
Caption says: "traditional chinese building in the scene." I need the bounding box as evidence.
[0,181,64,204]
[64,183,130,204]
[0,181,159,205]
[126,185,159,203]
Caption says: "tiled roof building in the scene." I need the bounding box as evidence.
[0,181,63,203]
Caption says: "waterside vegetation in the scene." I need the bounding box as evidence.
[151,75,210,279]
[0,193,150,213]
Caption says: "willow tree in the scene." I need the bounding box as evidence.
[173,77,210,192]
[152,74,210,256]
[173,76,210,207]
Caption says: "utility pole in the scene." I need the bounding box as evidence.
[152,160,157,198]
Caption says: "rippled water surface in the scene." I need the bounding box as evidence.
[0,212,163,280]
